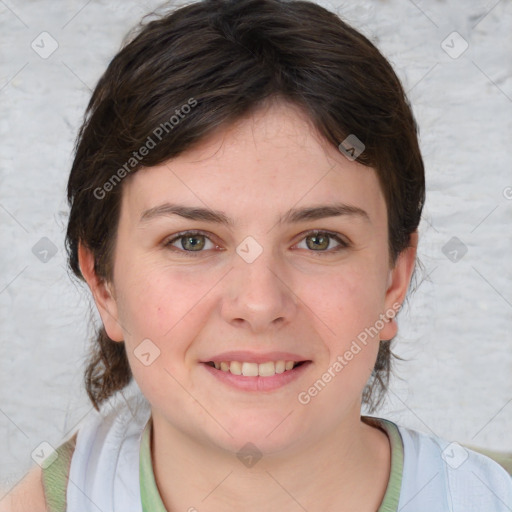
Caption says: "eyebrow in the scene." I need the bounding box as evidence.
[139,202,370,226]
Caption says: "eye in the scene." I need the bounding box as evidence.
[164,229,350,257]
[164,230,217,256]
[295,230,349,255]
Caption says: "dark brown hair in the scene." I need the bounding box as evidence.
[65,0,425,413]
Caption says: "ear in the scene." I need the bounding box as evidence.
[379,231,418,341]
[78,242,124,342]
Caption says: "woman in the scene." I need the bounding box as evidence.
[2,0,511,510]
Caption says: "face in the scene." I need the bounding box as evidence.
[81,100,415,456]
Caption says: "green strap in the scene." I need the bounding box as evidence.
[364,416,404,512]
[41,432,77,512]
[140,417,168,512]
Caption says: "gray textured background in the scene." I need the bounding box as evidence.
[1,0,511,492]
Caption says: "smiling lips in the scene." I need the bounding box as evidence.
[202,352,311,391]
[202,351,310,378]
[206,360,305,377]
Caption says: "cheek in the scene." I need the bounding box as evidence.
[114,262,213,402]
[305,272,384,392]
[311,265,385,333]
[114,258,217,349]
[303,263,387,390]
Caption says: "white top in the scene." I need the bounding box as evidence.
[67,391,151,512]
[398,424,512,510]
[64,390,512,511]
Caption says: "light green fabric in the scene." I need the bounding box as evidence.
[41,432,77,512]
[139,415,405,511]
[140,418,168,512]
[364,416,404,512]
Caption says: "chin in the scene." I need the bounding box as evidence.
[210,411,307,455]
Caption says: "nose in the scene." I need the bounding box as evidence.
[220,247,298,333]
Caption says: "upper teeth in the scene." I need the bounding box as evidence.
[213,360,297,376]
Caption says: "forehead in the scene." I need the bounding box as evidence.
[120,101,386,229]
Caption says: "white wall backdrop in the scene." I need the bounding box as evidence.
[1,0,511,491]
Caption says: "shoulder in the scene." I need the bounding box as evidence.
[0,431,79,512]
[0,465,46,512]
[396,423,512,511]
[1,390,151,512]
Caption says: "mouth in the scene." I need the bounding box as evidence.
[203,360,308,377]
[200,359,312,392]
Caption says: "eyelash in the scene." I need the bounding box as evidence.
[163,230,350,257]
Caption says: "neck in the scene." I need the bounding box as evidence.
[149,411,391,512]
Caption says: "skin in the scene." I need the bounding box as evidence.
[80,99,417,511]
